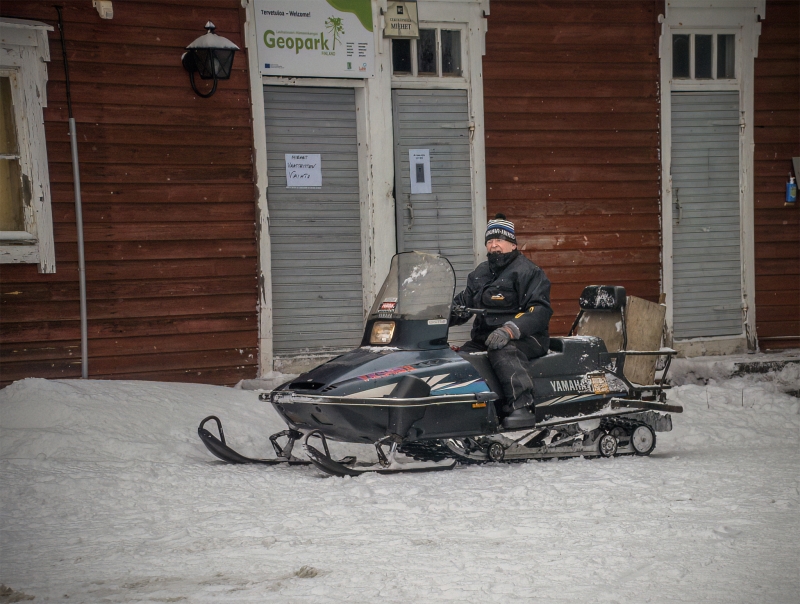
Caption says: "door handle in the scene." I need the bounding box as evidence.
[406,200,414,229]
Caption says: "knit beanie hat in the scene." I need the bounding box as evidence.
[485,213,516,244]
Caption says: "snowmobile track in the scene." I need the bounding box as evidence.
[399,416,658,465]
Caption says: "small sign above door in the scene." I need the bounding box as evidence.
[385,1,419,38]
[285,153,322,188]
[409,149,431,194]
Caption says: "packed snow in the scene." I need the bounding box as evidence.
[1,357,798,603]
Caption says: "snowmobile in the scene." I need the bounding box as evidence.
[199,251,681,476]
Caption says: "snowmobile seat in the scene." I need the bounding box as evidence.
[548,337,564,353]
[526,336,605,378]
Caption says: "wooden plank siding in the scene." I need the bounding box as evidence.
[753,0,800,350]
[484,1,663,336]
[0,1,258,386]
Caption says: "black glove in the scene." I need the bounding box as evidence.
[486,326,513,350]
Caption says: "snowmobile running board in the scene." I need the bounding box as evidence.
[198,416,311,465]
[609,398,683,414]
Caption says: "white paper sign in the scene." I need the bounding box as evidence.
[409,149,431,194]
[255,0,374,78]
[285,153,322,188]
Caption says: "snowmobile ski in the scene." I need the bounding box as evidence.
[303,430,457,477]
[198,416,311,465]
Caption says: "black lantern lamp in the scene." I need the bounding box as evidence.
[182,21,239,98]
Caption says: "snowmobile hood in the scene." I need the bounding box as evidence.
[276,347,491,399]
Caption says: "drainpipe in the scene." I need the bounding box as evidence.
[56,6,88,379]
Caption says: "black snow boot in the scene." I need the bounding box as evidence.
[502,405,537,430]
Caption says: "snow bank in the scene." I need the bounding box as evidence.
[1,358,798,603]
[0,378,287,465]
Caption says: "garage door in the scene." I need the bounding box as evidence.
[392,89,475,343]
[264,86,363,355]
[671,91,743,339]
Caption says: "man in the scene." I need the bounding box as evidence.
[450,214,552,425]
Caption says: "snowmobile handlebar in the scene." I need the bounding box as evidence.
[452,305,524,317]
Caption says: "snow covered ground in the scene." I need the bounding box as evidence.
[1,357,798,603]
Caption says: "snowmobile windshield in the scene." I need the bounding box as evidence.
[368,252,455,321]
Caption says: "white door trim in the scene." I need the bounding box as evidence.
[659,1,764,356]
[244,1,396,373]
[244,0,487,373]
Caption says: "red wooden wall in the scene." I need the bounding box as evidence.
[753,0,800,350]
[483,1,663,335]
[0,1,258,386]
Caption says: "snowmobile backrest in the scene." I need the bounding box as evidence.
[578,285,626,311]
[569,286,628,350]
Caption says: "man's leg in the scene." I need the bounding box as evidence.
[458,340,486,354]
[488,341,535,413]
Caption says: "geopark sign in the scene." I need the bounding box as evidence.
[255,0,375,78]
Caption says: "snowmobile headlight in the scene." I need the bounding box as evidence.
[370,321,396,345]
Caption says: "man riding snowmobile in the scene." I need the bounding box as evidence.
[198,250,682,476]
[451,214,552,429]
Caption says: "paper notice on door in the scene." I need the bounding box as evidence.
[285,153,322,188]
[409,149,431,194]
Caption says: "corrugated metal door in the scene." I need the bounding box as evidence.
[671,91,743,339]
[264,86,363,355]
[392,89,474,343]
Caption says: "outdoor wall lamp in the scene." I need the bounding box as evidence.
[181,21,239,98]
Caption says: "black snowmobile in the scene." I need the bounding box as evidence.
[199,252,681,476]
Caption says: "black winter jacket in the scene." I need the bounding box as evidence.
[452,250,552,347]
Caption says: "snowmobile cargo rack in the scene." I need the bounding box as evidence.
[600,348,677,402]
[608,398,683,414]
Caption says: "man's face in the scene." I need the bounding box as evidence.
[486,238,516,254]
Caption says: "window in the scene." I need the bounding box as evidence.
[0,18,55,272]
[417,29,437,75]
[0,76,24,232]
[672,33,736,80]
[391,28,462,78]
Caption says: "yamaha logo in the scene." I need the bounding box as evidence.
[550,379,591,393]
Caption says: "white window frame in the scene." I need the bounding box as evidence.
[0,18,55,273]
[659,1,764,355]
[390,23,468,88]
[671,30,739,81]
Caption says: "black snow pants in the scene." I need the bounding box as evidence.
[460,336,547,413]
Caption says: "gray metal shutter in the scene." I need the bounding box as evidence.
[392,89,474,343]
[671,91,742,339]
[264,86,363,355]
